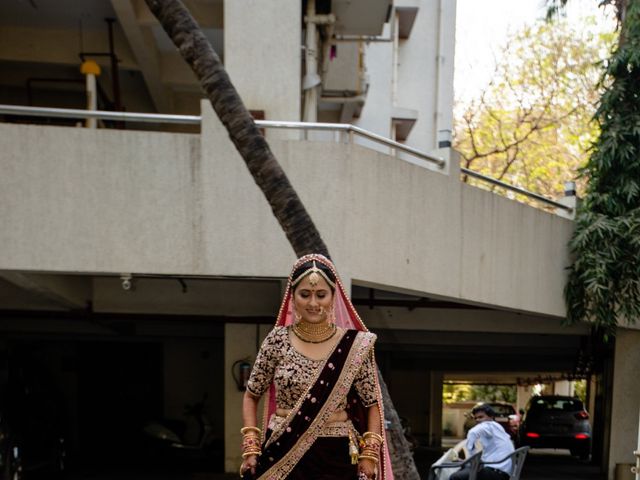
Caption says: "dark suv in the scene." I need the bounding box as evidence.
[517,395,591,459]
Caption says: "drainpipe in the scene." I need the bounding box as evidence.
[80,60,101,128]
[303,0,320,123]
[433,0,445,149]
[302,2,335,124]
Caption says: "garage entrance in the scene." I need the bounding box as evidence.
[373,328,613,480]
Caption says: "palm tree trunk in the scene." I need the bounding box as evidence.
[144,1,421,478]
[144,0,328,259]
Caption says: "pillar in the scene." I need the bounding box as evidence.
[429,371,444,447]
[224,323,270,473]
[608,329,640,480]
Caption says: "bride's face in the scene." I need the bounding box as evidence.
[292,275,334,324]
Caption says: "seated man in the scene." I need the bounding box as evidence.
[451,404,515,480]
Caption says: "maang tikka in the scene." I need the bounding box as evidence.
[291,260,336,289]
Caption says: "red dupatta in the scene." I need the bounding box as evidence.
[259,254,394,480]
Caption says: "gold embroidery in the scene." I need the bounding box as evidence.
[259,332,375,480]
[247,327,377,412]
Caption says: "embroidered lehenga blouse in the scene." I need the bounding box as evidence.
[247,326,378,435]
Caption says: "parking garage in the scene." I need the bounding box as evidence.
[0,276,614,479]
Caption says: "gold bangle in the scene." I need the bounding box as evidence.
[363,431,383,444]
[360,450,380,458]
[241,426,262,436]
[358,454,379,464]
[242,436,260,446]
[242,450,262,459]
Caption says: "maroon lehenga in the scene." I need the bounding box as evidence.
[246,254,394,480]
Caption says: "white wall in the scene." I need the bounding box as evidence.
[0,105,573,317]
[224,0,301,140]
[355,0,457,164]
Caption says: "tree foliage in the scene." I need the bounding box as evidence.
[454,18,615,203]
[443,384,517,404]
[565,0,640,337]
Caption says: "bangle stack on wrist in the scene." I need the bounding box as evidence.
[358,431,383,465]
[240,426,262,461]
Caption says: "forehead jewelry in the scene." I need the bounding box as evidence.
[308,261,321,287]
[291,260,336,289]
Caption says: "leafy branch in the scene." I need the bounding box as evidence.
[565,0,640,337]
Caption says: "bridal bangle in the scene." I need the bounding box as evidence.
[358,431,383,464]
[241,426,262,459]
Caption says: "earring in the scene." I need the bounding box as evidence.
[327,306,335,324]
[294,309,302,322]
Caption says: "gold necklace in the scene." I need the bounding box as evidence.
[292,321,337,343]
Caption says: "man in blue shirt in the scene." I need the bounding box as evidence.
[450,404,515,480]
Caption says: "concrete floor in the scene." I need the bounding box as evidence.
[521,449,604,480]
[58,448,604,480]
[415,444,603,480]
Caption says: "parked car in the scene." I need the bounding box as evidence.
[517,395,591,460]
[463,402,520,440]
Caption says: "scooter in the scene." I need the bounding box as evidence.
[142,395,216,461]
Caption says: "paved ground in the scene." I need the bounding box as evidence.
[521,449,604,480]
[416,446,604,480]
[58,448,605,480]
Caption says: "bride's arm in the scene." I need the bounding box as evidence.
[241,391,261,475]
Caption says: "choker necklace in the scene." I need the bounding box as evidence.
[292,321,337,343]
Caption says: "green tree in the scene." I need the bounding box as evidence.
[144,1,419,477]
[573,379,587,402]
[443,384,473,404]
[565,0,640,337]
[442,384,517,404]
[455,18,615,203]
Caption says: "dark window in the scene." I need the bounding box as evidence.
[529,397,583,412]
[490,404,516,416]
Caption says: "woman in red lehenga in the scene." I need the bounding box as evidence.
[239,254,394,480]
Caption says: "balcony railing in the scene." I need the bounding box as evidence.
[0,104,573,213]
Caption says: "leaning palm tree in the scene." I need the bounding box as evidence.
[144,0,328,259]
[144,1,420,477]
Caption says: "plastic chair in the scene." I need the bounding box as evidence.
[480,446,530,480]
[428,451,482,480]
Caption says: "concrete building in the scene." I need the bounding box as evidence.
[0,1,638,479]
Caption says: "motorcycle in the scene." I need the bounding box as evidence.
[142,394,218,464]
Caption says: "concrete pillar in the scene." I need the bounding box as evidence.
[224,323,270,473]
[224,0,301,140]
[429,371,444,447]
[587,375,597,422]
[516,385,531,413]
[608,329,640,480]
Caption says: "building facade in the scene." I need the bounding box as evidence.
[0,1,638,478]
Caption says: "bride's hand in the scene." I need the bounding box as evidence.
[240,454,258,477]
[358,457,377,479]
